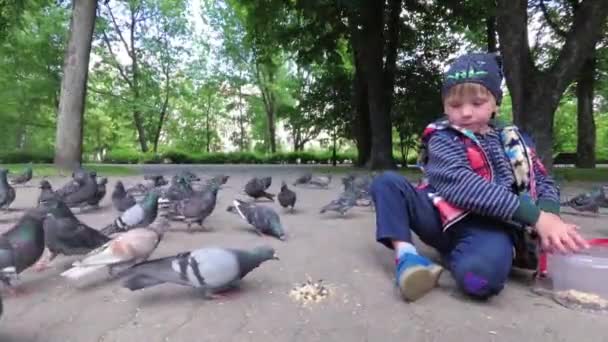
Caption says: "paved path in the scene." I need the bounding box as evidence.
[1,166,607,342]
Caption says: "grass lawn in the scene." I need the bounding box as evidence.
[0,163,138,177]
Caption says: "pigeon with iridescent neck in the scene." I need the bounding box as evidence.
[101,191,160,235]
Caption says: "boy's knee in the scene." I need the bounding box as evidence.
[370,171,409,194]
[452,255,510,299]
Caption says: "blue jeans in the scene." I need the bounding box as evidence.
[370,171,513,299]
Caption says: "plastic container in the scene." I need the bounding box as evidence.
[545,239,608,298]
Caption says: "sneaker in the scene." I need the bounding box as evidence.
[396,253,443,302]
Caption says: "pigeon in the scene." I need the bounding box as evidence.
[37,180,57,205]
[87,177,108,207]
[0,169,16,210]
[203,175,229,189]
[161,175,194,202]
[163,183,220,232]
[227,199,286,240]
[55,169,88,199]
[35,199,110,270]
[244,177,275,201]
[9,164,32,185]
[101,191,160,236]
[112,181,137,212]
[293,172,312,186]
[0,208,47,294]
[342,174,373,206]
[277,181,296,212]
[309,174,332,189]
[320,189,357,216]
[144,174,168,187]
[121,245,278,298]
[561,186,608,215]
[62,171,99,209]
[60,217,170,280]
[178,170,200,182]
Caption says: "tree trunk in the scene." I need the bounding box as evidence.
[355,0,397,170]
[54,0,97,169]
[205,95,211,153]
[486,16,497,52]
[238,85,245,151]
[399,131,407,167]
[495,0,608,169]
[351,46,372,167]
[331,130,337,167]
[575,56,596,168]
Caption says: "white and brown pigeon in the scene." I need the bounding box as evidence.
[60,217,170,280]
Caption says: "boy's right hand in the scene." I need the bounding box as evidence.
[534,212,590,254]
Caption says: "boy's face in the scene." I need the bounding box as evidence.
[443,83,497,134]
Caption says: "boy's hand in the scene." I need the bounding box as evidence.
[534,212,590,254]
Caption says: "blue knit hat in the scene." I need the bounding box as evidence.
[441,52,503,105]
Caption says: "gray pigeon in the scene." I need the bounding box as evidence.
[292,172,312,186]
[112,181,137,212]
[144,174,169,187]
[178,170,200,182]
[342,174,373,206]
[101,191,160,235]
[244,177,275,201]
[62,171,98,209]
[277,181,296,212]
[61,217,170,280]
[320,189,357,216]
[55,169,88,199]
[164,183,220,232]
[9,164,32,185]
[309,174,332,189]
[227,199,286,240]
[37,180,57,205]
[161,176,194,203]
[121,245,278,298]
[35,199,110,270]
[87,177,107,207]
[0,208,47,294]
[561,186,607,215]
[0,169,16,210]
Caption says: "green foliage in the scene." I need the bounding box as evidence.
[0,163,137,176]
[101,149,358,165]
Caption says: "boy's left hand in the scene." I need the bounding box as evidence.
[534,212,590,254]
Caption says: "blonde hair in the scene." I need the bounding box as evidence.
[443,83,496,105]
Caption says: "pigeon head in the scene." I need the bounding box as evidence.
[115,181,126,192]
[39,180,52,189]
[41,198,73,218]
[280,181,287,190]
[89,170,97,178]
[98,177,108,185]
[252,245,280,261]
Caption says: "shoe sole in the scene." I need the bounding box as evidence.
[398,266,435,302]
[428,264,444,286]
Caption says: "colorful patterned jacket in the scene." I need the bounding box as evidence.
[417,118,559,270]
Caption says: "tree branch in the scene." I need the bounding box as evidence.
[538,0,568,38]
[100,30,133,89]
[103,2,133,58]
[547,0,608,91]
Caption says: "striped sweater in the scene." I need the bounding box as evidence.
[424,128,560,226]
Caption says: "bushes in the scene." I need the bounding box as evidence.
[100,149,358,165]
[0,150,54,163]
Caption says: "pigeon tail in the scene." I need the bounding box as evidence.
[263,192,275,202]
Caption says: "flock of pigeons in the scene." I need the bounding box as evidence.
[0,165,375,319]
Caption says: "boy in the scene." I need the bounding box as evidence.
[371,52,588,302]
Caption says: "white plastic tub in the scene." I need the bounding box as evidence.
[548,242,608,298]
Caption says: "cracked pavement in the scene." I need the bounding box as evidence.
[0,166,607,342]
